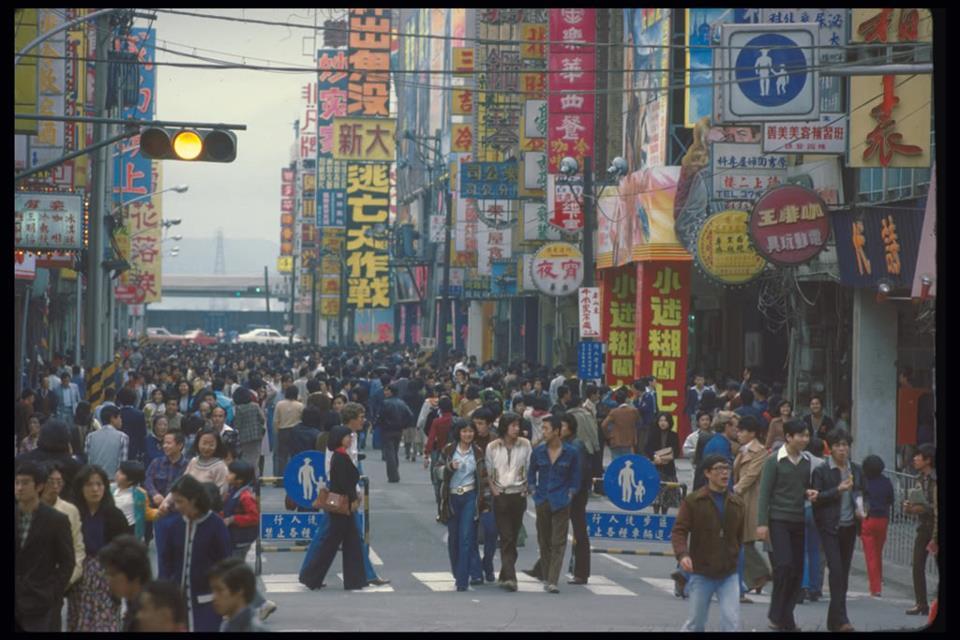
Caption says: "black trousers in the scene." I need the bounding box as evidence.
[768,519,805,630]
[821,524,856,630]
[913,524,933,607]
[16,603,61,632]
[299,512,365,590]
[382,431,402,482]
[569,489,590,581]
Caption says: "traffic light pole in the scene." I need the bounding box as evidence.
[264,266,272,329]
[438,184,452,371]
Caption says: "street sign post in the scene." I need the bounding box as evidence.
[602,455,661,511]
[586,511,675,542]
[283,450,326,510]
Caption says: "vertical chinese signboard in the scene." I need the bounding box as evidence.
[601,265,636,388]
[113,28,155,203]
[119,163,164,303]
[346,8,392,310]
[346,164,391,308]
[547,8,596,174]
[280,167,295,261]
[635,262,691,440]
[578,286,601,338]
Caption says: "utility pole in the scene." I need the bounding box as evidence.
[438,183,453,370]
[84,12,110,370]
[263,266,271,328]
[582,157,595,288]
[289,254,297,345]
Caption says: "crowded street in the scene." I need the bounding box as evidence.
[15,7,940,633]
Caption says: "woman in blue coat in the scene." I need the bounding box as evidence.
[159,474,231,632]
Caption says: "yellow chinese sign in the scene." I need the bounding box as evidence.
[451,88,474,115]
[602,266,637,387]
[696,210,767,285]
[452,124,474,153]
[453,47,475,75]
[277,256,293,273]
[331,117,396,162]
[345,163,391,308]
[520,23,547,60]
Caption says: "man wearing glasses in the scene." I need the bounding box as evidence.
[670,454,745,631]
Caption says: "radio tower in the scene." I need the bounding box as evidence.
[211,228,226,310]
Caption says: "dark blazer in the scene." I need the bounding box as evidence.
[811,460,864,535]
[329,450,360,503]
[120,405,148,464]
[645,428,680,478]
[15,503,75,617]
[671,487,745,580]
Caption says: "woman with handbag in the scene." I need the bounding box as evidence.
[437,420,489,592]
[299,425,366,590]
[645,412,680,514]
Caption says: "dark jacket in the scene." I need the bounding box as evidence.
[863,474,894,519]
[15,502,75,617]
[220,605,265,632]
[671,486,745,580]
[120,405,148,464]
[289,422,322,458]
[378,396,415,433]
[16,420,82,502]
[329,450,360,504]
[811,460,864,535]
[645,427,680,479]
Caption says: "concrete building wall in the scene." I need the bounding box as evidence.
[851,288,898,466]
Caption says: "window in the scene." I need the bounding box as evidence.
[856,129,934,203]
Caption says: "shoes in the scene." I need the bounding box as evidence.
[768,622,782,631]
[870,592,882,597]
[567,578,588,585]
[544,584,560,593]
[485,573,496,583]
[369,577,391,586]
[769,621,800,631]
[905,605,930,615]
[470,578,484,586]
[522,569,542,580]
[500,580,518,592]
[308,583,327,591]
[753,575,769,594]
[258,600,278,621]
[740,595,754,604]
[388,479,400,483]
[456,586,468,592]
[797,587,809,604]
[835,624,856,632]
[808,590,822,602]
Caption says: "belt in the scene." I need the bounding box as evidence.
[499,487,525,495]
[452,484,475,495]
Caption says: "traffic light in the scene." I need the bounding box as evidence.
[139,127,237,162]
[247,286,263,294]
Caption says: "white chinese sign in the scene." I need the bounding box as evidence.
[15,192,85,250]
[712,142,788,203]
[476,227,513,275]
[763,113,847,155]
[530,242,583,296]
[547,174,584,232]
[578,286,601,338]
[522,202,562,242]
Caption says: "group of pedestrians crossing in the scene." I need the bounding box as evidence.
[16,343,938,632]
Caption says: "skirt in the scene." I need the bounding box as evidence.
[67,556,122,632]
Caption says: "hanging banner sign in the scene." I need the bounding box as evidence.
[578,286,601,338]
[749,185,830,266]
[578,341,604,380]
[15,193,85,251]
[696,210,767,285]
[459,160,519,199]
[530,242,583,296]
[547,174,584,232]
[331,117,397,162]
[762,114,847,155]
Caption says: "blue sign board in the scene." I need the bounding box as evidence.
[283,450,327,510]
[734,33,808,108]
[587,511,675,542]
[577,341,604,380]
[603,455,661,511]
[114,28,156,204]
[459,161,518,199]
[317,189,347,227]
[831,200,924,290]
[260,512,325,540]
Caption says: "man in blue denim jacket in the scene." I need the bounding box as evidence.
[527,415,580,593]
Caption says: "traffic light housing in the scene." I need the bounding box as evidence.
[140,127,237,162]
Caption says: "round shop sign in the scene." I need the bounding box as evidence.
[696,210,767,286]
[530,242,584,296]
[749,185,830,266]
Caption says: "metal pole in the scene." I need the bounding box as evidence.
[84,13,110,370]
[582,156,595,288]
[15,127,137,182]
[14,113,249,129]
[19,286,32,396]
[264,265,271,328]
[76,268,83,366]
[438,184,452,370]
[289,254,297,345]
[310,260,318,345]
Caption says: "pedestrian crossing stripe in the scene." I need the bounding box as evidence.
[261,574,394,593]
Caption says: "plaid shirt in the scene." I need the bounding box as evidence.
[145,454,189,500]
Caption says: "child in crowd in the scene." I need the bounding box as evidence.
[113,460,157,541]
[209,558,266,632]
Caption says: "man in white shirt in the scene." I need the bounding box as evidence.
[486,412,532,592]
[40,464,84,589]
[549,367,568,407]
[56,373,81,423]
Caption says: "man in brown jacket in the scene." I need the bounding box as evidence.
[601,387,639,460]
[733,416,771,597]
[671,454,745,631]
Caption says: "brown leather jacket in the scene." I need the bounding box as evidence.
[437,442,490,522]
[671,486,745,579]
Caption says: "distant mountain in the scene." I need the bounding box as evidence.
[162,237,280,277]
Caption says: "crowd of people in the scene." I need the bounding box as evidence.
[14,343,938,631]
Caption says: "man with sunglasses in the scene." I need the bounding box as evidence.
[671,454,745,631]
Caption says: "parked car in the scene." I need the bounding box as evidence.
[182,329,218,346]
[237,328,303,345]
[146,327,185,344]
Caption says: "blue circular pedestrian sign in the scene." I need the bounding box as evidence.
[283,450,327,510]
[603,455,660,511]
[735,33,808,108]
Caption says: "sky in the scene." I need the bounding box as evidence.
[148,9,344,262]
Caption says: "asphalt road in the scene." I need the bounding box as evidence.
[239,449,934,632]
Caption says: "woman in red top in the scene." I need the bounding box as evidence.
[424,396,455,522]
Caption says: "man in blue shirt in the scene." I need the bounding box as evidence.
[527,415,580,594]
[734,389,768,431]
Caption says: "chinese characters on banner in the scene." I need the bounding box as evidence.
[587,511,675,541]
[115,163,164,304]
[113,28,155,203]
[29,10,66,171]
[578,287,601,338]
[601,265,636,387]
[348,9,390,117]
[459,161,519,199]
[712,143,788,203]
[749,185,830,266]
[280,168,295,256]
[635,262,690,439]
[319,228,344,317]
[345,164,391,308]
[331,117,397,162]
[547,174,584,231]
[547,8,596,174]
[696,210,767,285]
[763,114,848,155]
[299,80,318,161]
[529,242,583,296]
[830,202,924,290]
[317,189,347,227]
[476,227,513,276]
[847,74,931,169]
[522,202,561,242]
[260,513,323,540]
[317,49,349,156]
[14,193,85,251]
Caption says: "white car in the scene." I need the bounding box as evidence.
[237,328,303,345]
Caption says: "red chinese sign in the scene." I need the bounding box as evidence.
[750,185,831,266]
[635,261,691,441]
[863,75,922,167]
[547,8,596,173]
[348,9,391,117]
[601,265,636,388]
